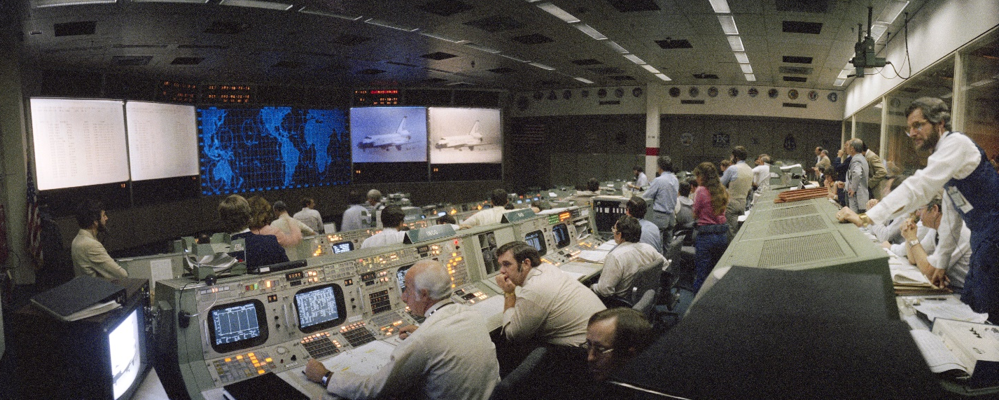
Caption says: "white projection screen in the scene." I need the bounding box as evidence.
[125,101,199,181]
[428,107,501,164]
[30,98,130,191]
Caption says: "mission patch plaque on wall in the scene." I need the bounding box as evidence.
[748,87,758,97]
[808,90,819,101]
[828,92,838,102]
[783,134,797,151]
[712,132,730,148]
[788,89,799,100]
[708,87,718,97]
[680,132,693,147]
[669,87,681,97]
[689,87,699,98]
[768,88,779,98]
[728,87,739,97]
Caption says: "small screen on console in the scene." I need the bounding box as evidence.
[331,241,354,254]
[524,230,547,256]
[208,300,269,353]
[552,223,571,249]
[396,264,415,293]
[294,284,347,333]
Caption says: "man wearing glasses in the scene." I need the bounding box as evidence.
[838,97,999,319]
[584,308,655,383]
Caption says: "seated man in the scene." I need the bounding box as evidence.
[674,179,696,237]
[218,195,288,268]
[585,308,656,383]
[591,216,665,299]
[495,241,606,346]
[569,178,602,207]
[460,188,510,229]
[625,196,662,254]
[71,199,127,279]
[360,206,407,249]
[901,196,971,292]
[305,260,500,398]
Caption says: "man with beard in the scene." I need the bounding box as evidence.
[71,199,127,279]
[839,97,999,320]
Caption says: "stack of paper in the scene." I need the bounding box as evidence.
[890,262,951,296]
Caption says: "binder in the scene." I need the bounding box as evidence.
[30,275,126,321]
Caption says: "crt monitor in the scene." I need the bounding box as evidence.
[524,230,547,256]
[110,308,144,399]
[396,264,415,293]
[294,284,348,333]
[331,241,354,254]
[551,223,571,249]
[207,299,269,353]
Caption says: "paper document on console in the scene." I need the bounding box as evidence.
[596,241,617,251]
[914,301,989,324]
[325,340,395,377]
[909,329,969,375]
[578,250,609,263]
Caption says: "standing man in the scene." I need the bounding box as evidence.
[624,196,663,255]
[720,146,753,238]
[752,154,771,190]
[643,155,680,245]
[293,197,325,234]
[460,188,510,229]
[341,190,373,232]
[366,189,385,228]
[813,146,831,180]
[360,206,407,249]
[271,200,316,260]
[845,138,870,213]
[864,145,888,198]
[590,216,665,299]
[494,241,605,346]
[626,166,649,190]
[305,260,500,399]
[838,97,999,319]
[71,199,127,279]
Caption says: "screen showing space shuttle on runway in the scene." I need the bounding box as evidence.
[350,107,428,163]
[428,108,502,164]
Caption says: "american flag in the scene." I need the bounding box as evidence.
[26,158,43,268]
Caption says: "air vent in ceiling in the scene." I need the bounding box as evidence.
[783,76,808,82]
[783,56,813,64]
[171,57,203,65]
[572,59,602,66]
[779,66,813,75]
[607,0,660,12]
[776,0,829,13]
[610,76,636,81]
[387,61,419,68]
[783,103,807,108]
[655,38,693,49]
[421,52,457,60]
[693,73,719,79]
[359,68,386,75]
[273,61,302,69]
[114,44,168,49]
[331,34,372,46]
[112,56,152,66]
[588,67,625,75]
[54,21,96,37]
[179,44,228,50]
[417,0,473,17]
[204,21,249,35]
[488,67,515,74]
[463,16,523,33]
[681,100,705,105]
[783,21,822,34]
[512,33,553,45]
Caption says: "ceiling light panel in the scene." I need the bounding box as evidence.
[420,32,467,44]
[740,64,753,74]
[834,78,846,86]
[529,62,555,71]
[132,0,207,3]
[727,36,744,52]
[364,18,420,32]
[574,77,594,84]
[500,53,530,63]
[878,1,909,24]
[718,15,738,35]
[624,54,646,65]
[573,23,607,40]
[605,41,628,54]
[299,8,362,20]
[33,0,115,7]
[220,0,293,11]
[745,73,756,81]
[464,43,501,54]
[536,2,580,23]
[642,65,660,73]
[656,73,671,81]
[708,0,730,14]
[734,52,749,63]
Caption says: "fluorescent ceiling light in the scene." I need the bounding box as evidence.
[464,43,501,54]
[500,53,530,63]
[524,0,541,2]
[940,91,953,99]
[220,0,293,11]
[969,78,994,88]
[655,73,672,81]
[727,36,744,52]
[745,73,756,82]
[877,1,909,24]
[420,32,467,44]
[299,7,362,20]
[834,78,846,86]
[575,77,594,84]
[605,41,628,54]
[837,69,851,79]
[364,18,419,32]
[739,64,753,74]
[529,62,555,71]
[624,54,646,65]
[34,0,115,7]
[573,23,607,40]
[537,2,580,23]
[870,23,888,42]
[133,0,208,3]
[708,0,730,14]
[734,52,749,63]
[718,15,738,35]
[642,65,660,74]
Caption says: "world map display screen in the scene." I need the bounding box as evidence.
[198,106,350,195]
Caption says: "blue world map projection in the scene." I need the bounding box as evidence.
[198,106,350,195]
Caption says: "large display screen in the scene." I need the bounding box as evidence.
[350,106,428,163]
[125,101,199,181]
[294,284,347,333]
[30,98,130,191]
[428,107,501,164]
[207,300,269,353]
[198,106,350,195]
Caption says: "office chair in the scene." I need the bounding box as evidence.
[604,258,665,309]
[490,346,548,399]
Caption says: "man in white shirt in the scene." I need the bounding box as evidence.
[591,216,665,299]
[720,146,754,238]
[305,260,500,399]
[292,197,324,234]
[901,196,971,292]
[460,188,510,229]
[495,241,606,346]
[752,154,771,189]
[341,190,373,231]
[839,97,999,318]
[271,201,316,260]
[360,206,407,249]
[71,199,127,279]
[626,166,649,190]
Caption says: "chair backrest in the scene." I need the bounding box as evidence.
[490,346,549,399]
[628,258,665,305]
[632,288,657,317]
[664,235,684,267]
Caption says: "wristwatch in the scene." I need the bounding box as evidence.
[908,239,920,247]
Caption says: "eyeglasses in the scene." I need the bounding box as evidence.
[580,340,614,355]
[907,120,930,137]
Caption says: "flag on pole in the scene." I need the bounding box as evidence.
[26,158,43,269]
